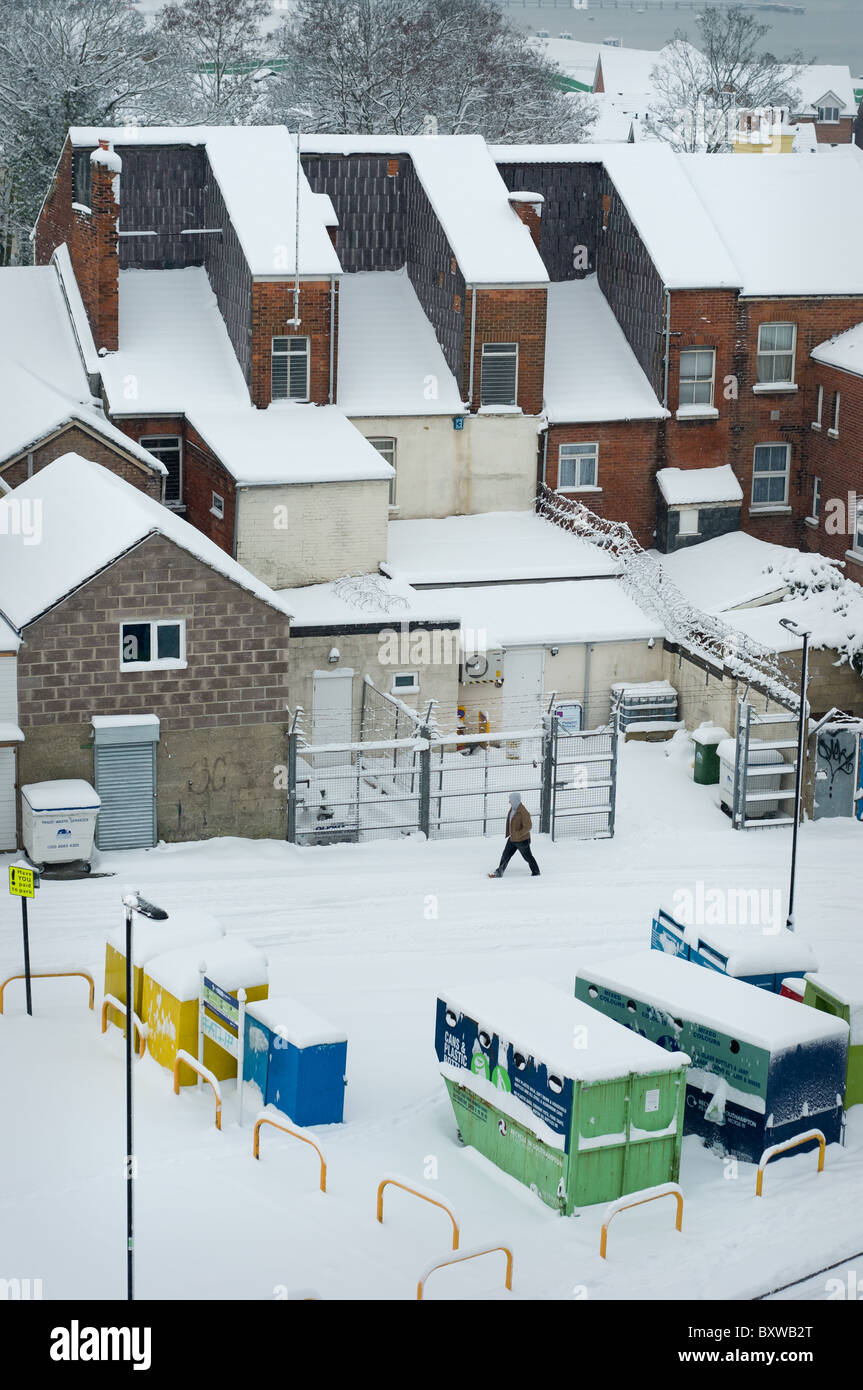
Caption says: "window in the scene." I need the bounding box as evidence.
[367,437,397,506]
[140,435,182,504]
[392,672,419,694]
[271,336,309,401]
[817,105,840,123]
[756,323,796,385]
[558,442,598,490]
[480,343,518,406]
[813,384,823,429]
[120,619,186,671]
[811,477,821,521]
[829,392,840,436]
[854,499,863,555]
[211,491,224,519]
[679,348,715,406]
[73,151,92,208]
[752,443,789,507]
[677,507,699,537]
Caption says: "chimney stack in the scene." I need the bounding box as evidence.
[89,140,122,353]
[508,191,544,251]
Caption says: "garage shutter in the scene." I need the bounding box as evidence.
[94,743,157,850]
[0,748,16,850]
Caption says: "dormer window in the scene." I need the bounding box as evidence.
[816,103,840,123]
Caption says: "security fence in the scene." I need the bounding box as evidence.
[286,714,619,847]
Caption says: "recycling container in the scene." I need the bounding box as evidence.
[244,996,348,1125]
[780,977,806,1003]
[103,909,225,1031]
[576,951,848,1163]
[435,978,689,1213]
[718,740,787,818]
[21,780,100,868]
[651,905,817,993]
[691,726,729,785]
[802,973,863,1109]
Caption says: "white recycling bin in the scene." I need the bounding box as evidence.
[21,780,101,870]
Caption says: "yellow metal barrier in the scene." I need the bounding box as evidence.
[377,1178,460,1251]
[173,1049,222,1130]
[756,1130,826,1197]
[0,970,95,1014]
[600,1187,684,1259]
[253,1115,327,1193]
[100,993,147,1058]
[417,1245,513,1301]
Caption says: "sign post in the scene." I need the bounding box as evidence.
[198,967,247,1125]
[9,864,39,1016]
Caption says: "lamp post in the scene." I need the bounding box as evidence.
[121,889,168,1300]
[285,106,314,330]
[778,618,811,933]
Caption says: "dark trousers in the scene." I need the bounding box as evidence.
[496,837,540,876]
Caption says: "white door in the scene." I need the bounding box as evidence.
[502,648,545,730]
[312,670,354,761]
[0,748,17,850]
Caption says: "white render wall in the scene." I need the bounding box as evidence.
[350,414,540,519]
[235,479,390,589]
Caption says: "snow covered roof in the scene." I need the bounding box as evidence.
[418,578,664,648]
[544,275,666,423]
[189,403,394,487]
[679,147,863,296]
[383,511,618,585]
[655,533,796,612]
[530,36,604,88]
[0,618,20,652]
[0,267,166,475]
[300,134,549,285]
[594,43,664,97]
[276,573,458,630]
[69,126,341,278]
[786,63,857,116]
[812,321,863,378]
[0,453,295,629]
[656,465,742,507]
[101,268,251,416]
[336,269,463,417]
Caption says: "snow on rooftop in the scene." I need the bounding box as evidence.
[188,403,394,487]
[70,126,341,278]
[679,147,863,296]
[655,533,795,613]
[418,578,664,648]
[812,321,863,378]
[0,619,20,652]
[594,43,665,96]
[383,511,618,586]
[101,268,251,416]
[276,573,456,630]
[656,465,742,507]
[0,266,166,474]
[544,275,666,423]
[301,134,548,285]
[337,269,463,417]
[0,454,294,629]
[787,63,856,115]
[576,950,849,1053]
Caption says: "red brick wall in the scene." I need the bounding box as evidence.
[663,289,737,473]
[0,424,162,498]
[803,362,863,571]
[183,424,236,554]
[794,115,854,143]
[34,138,78,271]
[464,287,546,416]
[250,280,335,408]
[545,420,662,547]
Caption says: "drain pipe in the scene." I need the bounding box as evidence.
[329,275,336,403]
[467,285,477,408]
[541,425,549,488]
[662,286,672,409]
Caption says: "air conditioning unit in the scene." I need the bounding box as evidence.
[460,649,503,685]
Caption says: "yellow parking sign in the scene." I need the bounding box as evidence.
[9,865,38,898]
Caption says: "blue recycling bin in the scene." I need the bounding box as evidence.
[243,996,347,1126]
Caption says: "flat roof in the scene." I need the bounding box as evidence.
[383,511,619,586]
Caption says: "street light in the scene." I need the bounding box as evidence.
[121,889,168,1301]
[778,618,811,933]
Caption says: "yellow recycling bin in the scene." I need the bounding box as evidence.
[103,910,225,1038]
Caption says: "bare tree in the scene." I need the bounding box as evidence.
[645,7,808,152]
[267,0,595,141]
[157,0,272,123]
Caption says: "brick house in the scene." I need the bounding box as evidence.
[807,322,863,574]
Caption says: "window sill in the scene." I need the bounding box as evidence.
[71,202,91,216]
[844,550,863,569]
[804,516,819,529]
[752,383,797,395]
[827,428,839,439]
[209,508,224,520]
[388,505,400,515]
[749,505,792,516]
[675,405,719,420]
[121,662,188,674]
[557,485,602,495]
[163,500,186,513]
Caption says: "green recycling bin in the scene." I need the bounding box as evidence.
[803,973,863,1109]
[692,726,729,785]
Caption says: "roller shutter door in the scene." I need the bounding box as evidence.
[94,742,157,850]
[0,748,16,850]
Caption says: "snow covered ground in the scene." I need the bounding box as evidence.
[2,734,861,1301]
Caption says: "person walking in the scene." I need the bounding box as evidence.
[489,791,540,878]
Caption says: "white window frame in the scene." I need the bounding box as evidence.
[391,671,419,694]
[480,342,519,407]
[140,434,183,505]
[271,335,310,402]
[854,500,863,556]
[756,323,796,387]
[678,348,716,407]
[210,491,225,519]
[367,436,397,507]
[829,392,840,438]
[817,105,840,123]
[558,441,599,491]
[120,618,187,672]
[810,476,821,523]
[812,383,823,430]
[751,442,790,509]
[677,507,700,537]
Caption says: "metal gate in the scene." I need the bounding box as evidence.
[549,718,618,841]
[731,701,799,830]
[94,742,157,850]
